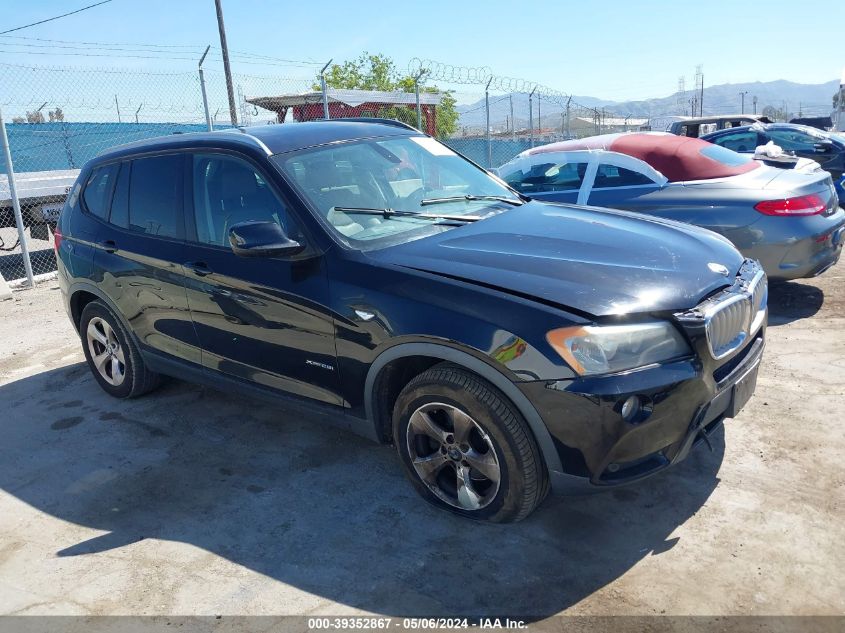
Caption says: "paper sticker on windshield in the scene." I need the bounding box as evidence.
[410,136,456,156]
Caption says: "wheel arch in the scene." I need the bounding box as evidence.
[364,342,563,474]
[68,282,133,337]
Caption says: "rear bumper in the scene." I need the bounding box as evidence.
[746,214,845,280]
[522,328,765,496]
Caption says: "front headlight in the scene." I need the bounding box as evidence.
[546,322,691,376]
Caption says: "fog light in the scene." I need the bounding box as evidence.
[621,396,641,422]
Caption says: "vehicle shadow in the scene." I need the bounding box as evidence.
[766,281,825,326]
[0,362,726,619]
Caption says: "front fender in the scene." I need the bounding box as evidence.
[364,341,564,475]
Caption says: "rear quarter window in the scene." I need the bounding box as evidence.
[699,144,753,167]
[81,164,118,219]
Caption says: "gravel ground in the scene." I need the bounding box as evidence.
[0,263,843,619]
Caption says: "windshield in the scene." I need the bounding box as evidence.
[272,135,520,246]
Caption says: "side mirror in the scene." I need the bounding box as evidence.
[228,221,303,257]
[814,141,834,153]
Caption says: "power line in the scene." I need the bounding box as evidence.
[0,36,322,65]
[0,46,320,69]
[0,0,114,36]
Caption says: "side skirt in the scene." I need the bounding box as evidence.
[142,348,379,442]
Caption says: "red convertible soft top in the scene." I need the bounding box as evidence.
[528,132,759,182]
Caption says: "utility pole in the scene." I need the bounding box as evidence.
[214,0,238,126]
[134,103,143,124]
[753,96,758,115]
[695,65,704,116]
[114,95,121,123]
[739,91,748,114]
[699,70,704,116]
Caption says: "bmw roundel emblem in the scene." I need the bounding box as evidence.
[708,262,730,276]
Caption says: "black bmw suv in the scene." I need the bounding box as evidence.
[56,120,767,522]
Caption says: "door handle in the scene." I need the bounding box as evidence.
[98,240,117,254]
[184,261,213,277]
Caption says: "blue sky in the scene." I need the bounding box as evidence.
[1,0,843,102]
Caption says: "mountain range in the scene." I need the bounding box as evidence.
[456,79,840,131]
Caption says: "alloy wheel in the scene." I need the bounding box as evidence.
[86,316,126,387]
[406,402,501,511]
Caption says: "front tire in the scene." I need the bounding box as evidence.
[79,301,160,399]
[392,364,548,522]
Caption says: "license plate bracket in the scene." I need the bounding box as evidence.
[727,365,759,418]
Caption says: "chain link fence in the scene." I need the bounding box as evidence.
[0,60,634,287]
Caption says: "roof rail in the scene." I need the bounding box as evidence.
[318,117,420,132]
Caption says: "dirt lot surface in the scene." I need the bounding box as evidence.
[0,263,843,619]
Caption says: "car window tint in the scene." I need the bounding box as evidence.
[82,164,118,219]
[593,164,654,188]
[504,161,586,193]
[712,131,758,153]
[192,153,296,247]
[109,162,130,228]
[127,155,183,238]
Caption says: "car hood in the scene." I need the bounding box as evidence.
[370,201,745,317]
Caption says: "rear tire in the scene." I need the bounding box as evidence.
[392,363,548,522]
[79,301,161,399]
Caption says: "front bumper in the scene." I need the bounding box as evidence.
[521,332,764,494]
[520,261,767,495]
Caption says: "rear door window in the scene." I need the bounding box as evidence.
[503,161,587,193]
[711,131,759,153]
[767,129,823,152]
[126,154,184,239]
[592,164,655,188]
[81,164,118,219]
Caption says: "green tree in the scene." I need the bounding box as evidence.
[316,52,458,138]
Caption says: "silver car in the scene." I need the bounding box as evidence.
[497,132,845,280]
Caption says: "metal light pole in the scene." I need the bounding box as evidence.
[529,86,536,148]
[320,58,333,120]
[0,107,34,287]
[114,95,121,123]
[413,68,427,131]
[485,76,493,168]
[198,45,213,131]
[214,0,238,126]
[740,91,748,114]
[753,96,758,115]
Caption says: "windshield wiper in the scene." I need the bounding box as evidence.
[420,194,524,207]
[333,206,484,222]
